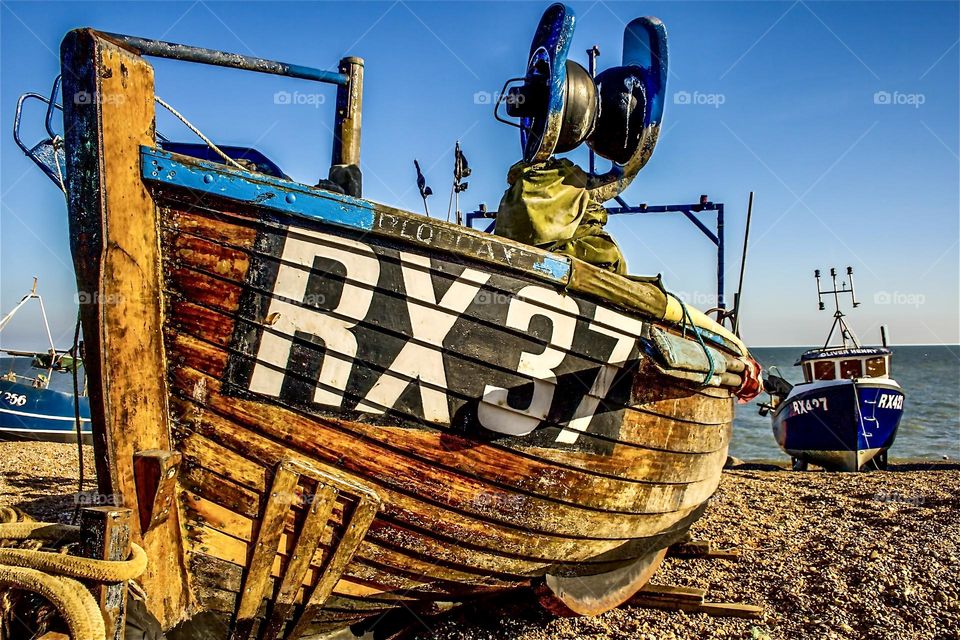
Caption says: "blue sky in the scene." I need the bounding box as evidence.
[1,0,957,349]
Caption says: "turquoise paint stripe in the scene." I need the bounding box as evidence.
[141,147,374,231]
[533,255,571,281]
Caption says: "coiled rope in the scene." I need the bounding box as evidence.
[0,509,147,640]
[665,291,716,385]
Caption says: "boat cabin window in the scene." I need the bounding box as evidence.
[812,360,836,380]
[803,363,814,382]
[839,359,863,379]
[865,356,887,378]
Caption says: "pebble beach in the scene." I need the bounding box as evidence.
[1,442,957,640]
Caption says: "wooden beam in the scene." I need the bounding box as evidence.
[134,450,182,534]
[259,483,338,639]
[698,602,763,619]
[60,28,189,628]
[230,464,300,640]
[80,507,132,640]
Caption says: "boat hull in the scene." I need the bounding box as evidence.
[0,379,91,444]
[771,379,903,471]
[58,30,756,634]
[160,197,733,630]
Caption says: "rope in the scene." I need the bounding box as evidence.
[71,308,84,525]
[154,96,246,171]
[666,291,715,385]
[51,135,67,195]
[0,567,104,640]
[0,513,147,640]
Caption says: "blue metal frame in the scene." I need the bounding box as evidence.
[466,196,727,311]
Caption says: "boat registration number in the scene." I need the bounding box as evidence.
[2,392,27,407]
[790,397,828,416]
[226,226,649,454]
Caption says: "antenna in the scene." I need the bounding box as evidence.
[586,45,600,176]
[732,191,754,336]
[814,266,861,349]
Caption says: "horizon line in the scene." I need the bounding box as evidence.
[750,343,960,348]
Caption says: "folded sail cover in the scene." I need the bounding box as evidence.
[495,158,627,274]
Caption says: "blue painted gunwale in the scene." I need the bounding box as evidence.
[141,146,573,286]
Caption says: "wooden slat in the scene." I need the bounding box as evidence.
[258,483,337,639]
[286,478,380,639]
[230,464,300,639]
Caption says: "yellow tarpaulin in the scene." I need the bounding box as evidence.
[494,158,627,275]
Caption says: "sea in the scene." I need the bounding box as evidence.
[3,346,958,461]
[733,345,960,461]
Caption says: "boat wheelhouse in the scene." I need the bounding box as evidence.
[796,346,892,385]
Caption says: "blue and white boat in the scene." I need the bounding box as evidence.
[0,281,91,443]
[761,268,904,471]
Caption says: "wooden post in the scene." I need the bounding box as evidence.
[60,29,190,627]
[80,507,132,640]
[332,56,363,167]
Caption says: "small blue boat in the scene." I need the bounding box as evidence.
[0,374,91,443]
[0,281,91,444]
[761,268,904,471]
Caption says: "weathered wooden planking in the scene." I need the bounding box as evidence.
[180,458,629,581]
[166,295,731,465]
[170,364,715,539]
[60,30,189,627]
[160,207,734,458]
[167,330,726,510]
[184,490,535,587]
[161,225,733,451]
[172,398,707,566]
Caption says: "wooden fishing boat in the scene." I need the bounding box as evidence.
[11,10,759,638]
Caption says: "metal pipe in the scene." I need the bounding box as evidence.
[587,46,600,176]
[717,204,725,311]
[332,56,364,168]
[733,191,754,334]
[99,31,348,85]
